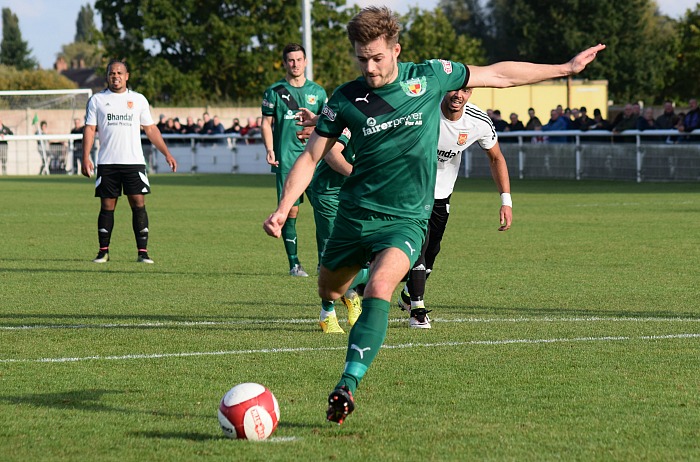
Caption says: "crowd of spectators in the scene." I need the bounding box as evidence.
[155,112,263,145]
[486,98,700,143]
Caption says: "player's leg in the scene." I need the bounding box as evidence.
[276,173,307,276]
[122,165,153,263]
[92,165,122,263]
[423,196,451,276]
[326,215,425,424]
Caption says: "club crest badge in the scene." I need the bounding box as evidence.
[400,77,427,97]
[127,101,134,109]
[306,94,317,105]
[457,131,469,146]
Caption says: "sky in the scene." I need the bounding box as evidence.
[1,0,697,70]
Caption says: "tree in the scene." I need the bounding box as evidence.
[0,65,77,90]
[58,4,104,69]
[75,4,100,44]
[0,8,37,70]
[467,0,678,103]
[671,6,700,101]
[399,7,486,66]
[95,0,356,105]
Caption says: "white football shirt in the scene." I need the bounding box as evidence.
[85,88,154,165]
[435,102,497,199]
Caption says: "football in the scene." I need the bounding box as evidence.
[218,382,280,440]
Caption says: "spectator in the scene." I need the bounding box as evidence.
[562,107,573,129]
[172,118,185,134]
[184,116,198,134]
[506,112,524,131]
[201,112,214,134]
[225,117,242,134]
[162,118,175,134]
[590,108,611,130]
[70,117,84,174]
[503,112,524,143]
[572,106,594,131]
[611,104,639,133]
[637,107,657,131]
[0,115,12,175]
[240,116,261,137]
[541,109,568,143]
[156,114,167,133]
[210,115,226,145]
[491,110,508,132]
[655,101,679,130]
[525,107,542,130]
[678,98,700,133]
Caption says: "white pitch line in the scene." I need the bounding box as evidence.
[1,316,699,331]
[1,333,698,364]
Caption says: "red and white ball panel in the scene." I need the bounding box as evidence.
[218,383,280,440]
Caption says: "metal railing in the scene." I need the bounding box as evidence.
[1,130,698,182]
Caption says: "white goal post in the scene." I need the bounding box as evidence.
[0,89,92,175]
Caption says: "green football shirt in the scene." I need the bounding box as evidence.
[315,60,468,219]
[262,78,327,174]
[309,128,354,198]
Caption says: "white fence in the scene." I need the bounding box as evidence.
[1,130,699,182]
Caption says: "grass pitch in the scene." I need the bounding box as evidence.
[1,174,699,461]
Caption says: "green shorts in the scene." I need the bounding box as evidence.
[321,203,428,271]
[276,172,304,206]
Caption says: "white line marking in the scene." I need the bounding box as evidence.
[1,333,698,364]
[1,316,698,331]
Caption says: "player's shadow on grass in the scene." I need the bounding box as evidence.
[131,431,220,441]
[1,389,210,420]
[0,264,278,277]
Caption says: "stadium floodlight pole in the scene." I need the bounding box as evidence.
[302,0,313,81]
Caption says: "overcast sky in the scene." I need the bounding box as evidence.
[1,0,697,69]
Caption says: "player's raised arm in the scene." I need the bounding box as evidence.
[467,44,605,89]
[263,131,337,238]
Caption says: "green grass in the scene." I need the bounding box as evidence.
[1,174,699,461]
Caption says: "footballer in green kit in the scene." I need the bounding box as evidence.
[264,6,605,425]
[261,43,327,277]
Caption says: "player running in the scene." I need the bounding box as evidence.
[398,87,512,328]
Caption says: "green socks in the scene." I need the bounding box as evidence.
[282,218,299,268]
[336,297,390,393]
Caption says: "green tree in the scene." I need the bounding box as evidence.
[399,7,486,65]
[58,4,104,69]
[480,0,677,103]
[95,0,356,105]
[76,4,100,44]
[671,7,700,100]
[0,65,77,90]
[0,8,37,70]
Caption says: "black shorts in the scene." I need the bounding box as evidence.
[95,164,150,198]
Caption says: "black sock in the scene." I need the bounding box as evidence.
[131,206,149,251]
[97,209,114,249]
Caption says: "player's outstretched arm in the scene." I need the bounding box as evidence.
[143,124,177,172]
[263,132,337,238]
[484,142,512,231]
[467,44,605,89]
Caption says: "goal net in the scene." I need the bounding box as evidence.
[0,89,92,175]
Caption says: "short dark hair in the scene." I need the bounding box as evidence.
[283,43,306,61]
[106,58,129,74]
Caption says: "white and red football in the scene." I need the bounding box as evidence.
[218,383,280,440]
